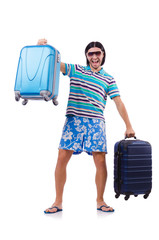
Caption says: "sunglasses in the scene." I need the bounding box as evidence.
[87,51,102,57]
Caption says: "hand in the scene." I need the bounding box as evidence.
[37,38,47,45]
[125,127,135,138]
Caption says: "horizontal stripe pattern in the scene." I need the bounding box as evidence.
[64,64,120,120]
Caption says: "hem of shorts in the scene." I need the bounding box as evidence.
[86,150,108,156]
[58,147,75,153]
[58,147,107,156]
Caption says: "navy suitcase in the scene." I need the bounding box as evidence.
[14,45,61,105]
[114,137,152,200]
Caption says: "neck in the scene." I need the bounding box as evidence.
[90,65,102,73]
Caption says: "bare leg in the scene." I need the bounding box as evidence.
[93,152,114,212]
[45,149,74,213]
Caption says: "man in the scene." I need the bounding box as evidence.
[38,39,135,213]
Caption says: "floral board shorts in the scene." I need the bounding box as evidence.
[59,116,107,155]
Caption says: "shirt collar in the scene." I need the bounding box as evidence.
[86,65,104,74]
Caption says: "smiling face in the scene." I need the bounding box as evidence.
[86,47,104,72]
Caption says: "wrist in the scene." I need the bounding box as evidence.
[126,124,132,130]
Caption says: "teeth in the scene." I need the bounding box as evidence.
[92,60,98,63]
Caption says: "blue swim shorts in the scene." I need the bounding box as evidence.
[59,116,107,155]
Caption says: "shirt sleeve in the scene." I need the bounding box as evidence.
[62,63,76,78]
[107,79,120,99]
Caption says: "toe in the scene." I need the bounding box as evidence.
[102,206,114,212]
[97,202,114,212]
[45,207,58,213]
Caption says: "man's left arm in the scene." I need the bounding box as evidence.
[113,96,135,138]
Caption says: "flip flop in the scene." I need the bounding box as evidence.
[44,206,63,214]
[97,205,115,212]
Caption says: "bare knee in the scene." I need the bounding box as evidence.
[56,149,73,167]
[93,152,106,169]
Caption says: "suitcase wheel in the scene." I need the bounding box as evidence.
[22,99,28,105]
[15,95,20,101]
[134,195,138,197]
[43,95,50,101]
[143,193,149,199]
[40,91,50,101]
[52,97,58,106]
[15,92,21,101]
[124,195,130,200]
[115,193,120,199]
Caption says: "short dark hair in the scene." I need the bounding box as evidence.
[85,41,106,66]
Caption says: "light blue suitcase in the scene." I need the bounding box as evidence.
[14,45,61,105]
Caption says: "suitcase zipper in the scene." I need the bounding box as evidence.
[116,140,124,194]
[48,48,60,101]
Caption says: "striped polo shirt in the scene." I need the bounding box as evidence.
[63,64,120,120]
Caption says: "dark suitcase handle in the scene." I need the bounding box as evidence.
[125,136,137,140]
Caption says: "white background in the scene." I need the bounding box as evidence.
[0,0,159,239]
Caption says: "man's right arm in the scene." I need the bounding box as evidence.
[37,39,66,74]
[60,62,66,74]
